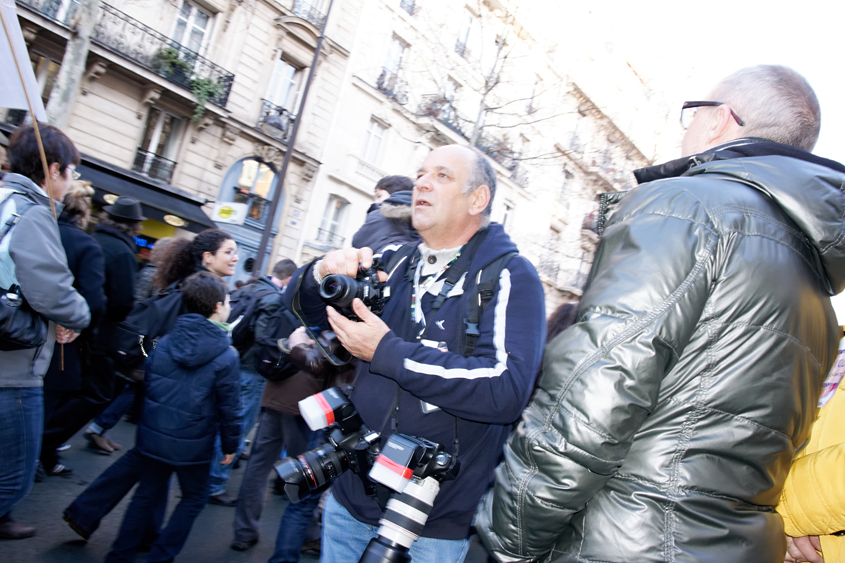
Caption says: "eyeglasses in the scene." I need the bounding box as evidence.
[67,166,81,181]
[680,101,745,129]
[217,248,239,257]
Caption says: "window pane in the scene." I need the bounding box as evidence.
[238,160,259,190]
[155,114,175,155]
[248,199,266,221]
[253,164,275,198]
[141,107,162,152]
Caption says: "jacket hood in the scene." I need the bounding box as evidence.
[462,222,518,277]
[1,172,65,215]
[168,313,233,368]
[635,139,845,295]
[380,192,413,222]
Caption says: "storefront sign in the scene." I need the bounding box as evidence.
[211,202,248,225]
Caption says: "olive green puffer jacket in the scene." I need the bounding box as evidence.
[477,139,845,563]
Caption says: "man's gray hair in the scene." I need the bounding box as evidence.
[711,65,821,151]
[462,147,497,225]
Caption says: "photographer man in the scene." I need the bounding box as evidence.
[284,144,546,562]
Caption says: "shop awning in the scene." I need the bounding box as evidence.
[77,155,216,234]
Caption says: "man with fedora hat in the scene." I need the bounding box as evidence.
[40,197,146,475]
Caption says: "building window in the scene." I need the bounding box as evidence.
[172,1,211,53]
[455,10,472,58]
[377,36,408,100]
[360,119,387,165]
[501,200,514,231]
[267,59,303,113]
[232,159,278,226]
[2,55,61,126]
[317,195,348,247]
[399,0,415,15]
[132,107,183,183]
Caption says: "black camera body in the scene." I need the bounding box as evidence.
[319,260,390,320]
[275,388,459,563]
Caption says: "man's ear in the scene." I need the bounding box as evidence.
[705,104,742,148]
[48,161,62,179]
[468,185,491,217]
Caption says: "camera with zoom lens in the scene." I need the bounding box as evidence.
[274,388,460,563]
[319,260,390,321]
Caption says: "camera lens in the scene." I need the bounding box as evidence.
[274,444,349,503]
[320,275,359,308]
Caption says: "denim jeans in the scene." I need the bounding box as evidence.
[320,493,471,563]
[208,368,265,496]
[89,382,135,435]
[0,387,42,520]
[106,455,209,563]
[268,428,324,563]
[64,447,165,539]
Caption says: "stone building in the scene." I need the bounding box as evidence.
[2,0,665,305]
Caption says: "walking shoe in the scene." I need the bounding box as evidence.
[105,437,122,451]
[84,431,114,455]
[0,519,36,539]
[301,538,321,556]
[34,462,46,483]
[62,512,91,541]
[230,537,258,551]
[208,494,238,507]
[56,443,72,452]
[47,463,73,477]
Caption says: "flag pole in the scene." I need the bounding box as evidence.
[0,5,57,220]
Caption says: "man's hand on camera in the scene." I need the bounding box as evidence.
[316,247,387,283]
[327,298,390,362]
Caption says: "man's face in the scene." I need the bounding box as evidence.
[412,146,477,248]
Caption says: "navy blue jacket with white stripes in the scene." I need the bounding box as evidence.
[285,222,546,540]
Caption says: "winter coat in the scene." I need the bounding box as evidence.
[137,313,241,465]
[476,139,845,563]
[350,190,419,253]
[134,262,157,302]
[93,223,137,324]
[44,215,107,391]
[778,371,845,562]
[285,222,546,540]
[0,173,90,387]
[238,276,282,369]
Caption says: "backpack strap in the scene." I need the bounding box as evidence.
[463,251,518,357]
[0,190,36,244]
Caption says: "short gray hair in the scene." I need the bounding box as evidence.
[462,147,497,225]
[711,65,821,151]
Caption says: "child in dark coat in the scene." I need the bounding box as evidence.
[105,272,241,563]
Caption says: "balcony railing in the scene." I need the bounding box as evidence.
[376,68,408,105]
[293,0,327,29]
[316,228,344,248]
[475,134,519,172]
[17,0,78,25]
[455,39,469,59]
[418,96,467,139]
[257,99,295,144]
[17,0,235,107]
[132,148,176,183]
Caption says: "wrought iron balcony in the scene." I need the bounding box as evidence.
[475,134,519,172]
[132,148,176,183]
[16,0,77,25]
[376,68,408,105]
[418,96,466,139]
[316,228,344,248]
[257,99,295,144]
[16,0,234,107]
[293,0,327,29]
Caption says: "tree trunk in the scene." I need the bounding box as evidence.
[45,0,99,128]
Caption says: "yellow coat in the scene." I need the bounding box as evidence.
[778,375,845,562]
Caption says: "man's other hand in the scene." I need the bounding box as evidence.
[326,298,390,362]
[221,453,236,466]
[289,326,314,348]
[785,535,823,563]
[318,247,374,279]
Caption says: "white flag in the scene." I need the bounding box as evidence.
[0,0,48,121]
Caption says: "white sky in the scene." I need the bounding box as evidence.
[549,0,845,322]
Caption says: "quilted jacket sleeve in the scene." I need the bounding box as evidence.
[215,348,242,455]
[778,442,845,537]
[476,181,719,562]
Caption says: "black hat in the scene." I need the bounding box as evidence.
[103,196,146,222]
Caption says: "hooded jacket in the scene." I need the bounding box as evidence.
[477,139,845,563]
[137,313,241,465]
[0,173,90,387]
[350,190,419,253]
[286,222,546,540]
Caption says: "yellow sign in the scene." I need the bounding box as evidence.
[163,214,187,227]
[218,206,234,219]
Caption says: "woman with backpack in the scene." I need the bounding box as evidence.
[62,228,238,540]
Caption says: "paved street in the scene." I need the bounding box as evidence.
[2,419,492,563]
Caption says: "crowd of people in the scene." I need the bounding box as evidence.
[1,63,845,563]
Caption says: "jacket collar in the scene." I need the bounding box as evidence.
[634,138,845,184]
[1,172,65,216]
[95,223,137,253]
